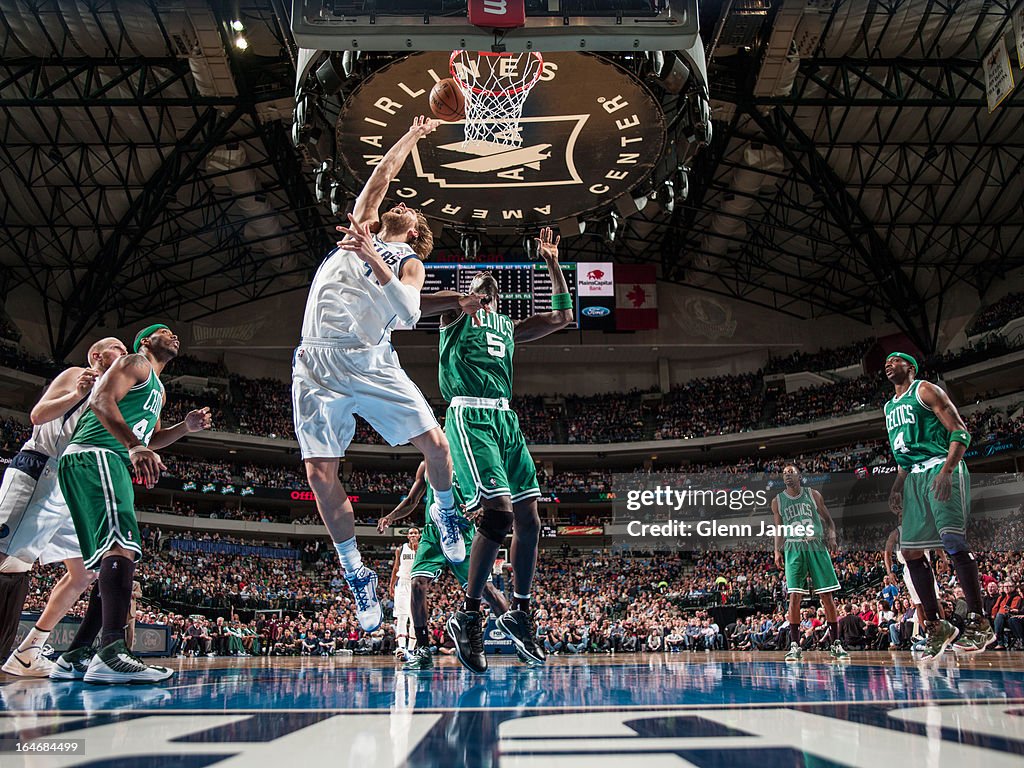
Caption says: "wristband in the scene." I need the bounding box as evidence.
[551,292,573,310]
[129,445,153,457]
[950,429,971,448]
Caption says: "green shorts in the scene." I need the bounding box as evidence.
[409,520,475,587]
[785,545,840,595]
[445,404,540,508]
[900,461,969,550]
[58,447,142,570]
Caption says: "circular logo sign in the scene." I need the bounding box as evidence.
[337,52,667,229]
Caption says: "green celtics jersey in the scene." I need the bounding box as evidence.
[776,487,824,547]
[884,379,949,470]
[71,364,165,462]
[439,309,515,401]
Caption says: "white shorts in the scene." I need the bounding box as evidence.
[897,549,937,606]
[292,340,438,459]
[0,455,83,566]
[394,580,412,618]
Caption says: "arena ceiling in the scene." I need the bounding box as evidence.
[0,0,1022,359]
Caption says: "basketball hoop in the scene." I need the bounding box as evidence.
[450,50,544,148]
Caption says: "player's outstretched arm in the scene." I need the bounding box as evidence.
[30,365,94,425]
[811,489,838,553]
[378,462,429,531]
[351,116,439,230]
[771,496,783,570]
[149,406,213,450]
[884,528,899,574]
[514,227,574,343]
[419,291,483,319]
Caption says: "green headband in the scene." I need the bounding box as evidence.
[886,351,918,371]
[134,323,170,353]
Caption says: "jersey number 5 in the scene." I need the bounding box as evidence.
[485,332,506,358]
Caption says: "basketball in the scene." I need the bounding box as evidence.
[429,78,465,121]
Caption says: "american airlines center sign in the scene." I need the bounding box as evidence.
[336,52,666,229]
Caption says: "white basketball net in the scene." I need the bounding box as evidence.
[449,50,544,148]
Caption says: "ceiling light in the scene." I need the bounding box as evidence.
[234,35,249,50]
[231,19,244,32]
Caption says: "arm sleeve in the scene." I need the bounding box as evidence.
[381,275,422,326]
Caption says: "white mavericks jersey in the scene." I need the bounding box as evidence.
[398,543,416,582]
[300,235,419,347]
[22,387,92,458]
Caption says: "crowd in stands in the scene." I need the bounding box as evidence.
[968,291,1024,335]
[0,316,20,343]
[773,374,886,426]
[166,355,229,379]
[19,513,1024,657]
[0,417,31,452]
[764,338,873,375]
[655,373,765,439]
[230,375,295,440]
[565,389,651,443]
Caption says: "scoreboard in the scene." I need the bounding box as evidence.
[417,263,579,329]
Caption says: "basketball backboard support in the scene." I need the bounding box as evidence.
[290,0,701,54]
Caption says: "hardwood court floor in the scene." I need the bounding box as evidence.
[2,651,1023,766]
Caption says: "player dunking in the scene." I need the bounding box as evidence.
[57,324,211,683]
[388,526,420,656]
[377,461,512,670]
[0,337,126,675]
[884,352,995,659]
[439,227,573,674]
[293,116,482,632]
[772,465,848,662]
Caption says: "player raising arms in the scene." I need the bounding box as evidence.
[293,116,482,633]
[377,461,512,670]
[57,324,212,684]
[771,465,848,662]
[884,352,995,659]
[430,227,573,674]
[0,337,126,675]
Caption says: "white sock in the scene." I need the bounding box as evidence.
[17,626,50,653]
[435,486,455,510]
[335,537,363,573]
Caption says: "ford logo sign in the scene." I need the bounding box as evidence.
[582,306,611,318]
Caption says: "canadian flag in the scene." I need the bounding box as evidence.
[614,264,658,330]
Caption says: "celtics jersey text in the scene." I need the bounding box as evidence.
[776,487,824,547]
[439,310,515,401]
[71,365,165,463]
[884,379,950,470]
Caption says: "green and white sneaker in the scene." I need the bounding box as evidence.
[83,640,174,685]
[829,641,850,661]
[402,646,434,671]
[784,642,802,662]
[50,646,95,681]
[919,619,959,661]
[953,613,997,654]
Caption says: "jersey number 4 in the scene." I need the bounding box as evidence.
[485,332,507,358]
[892,432,909,454]
[132,418,155,446]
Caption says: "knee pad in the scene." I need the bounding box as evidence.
[0,555,33,574]
[477,506,514,544]
[940,532,970,555]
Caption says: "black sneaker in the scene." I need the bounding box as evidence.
[50,646,95,681]
[446,611,487,674]
[402,645,434,671]
[497,610,545,666]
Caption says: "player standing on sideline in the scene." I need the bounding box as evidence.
[772,465,848,662]
[884,352,995,659]
[57,324,212,684]
[0,337,126,675]
[293,116,483,632]
[388,526,420,657]
[377,461,512,670]
[440,227,573,674]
